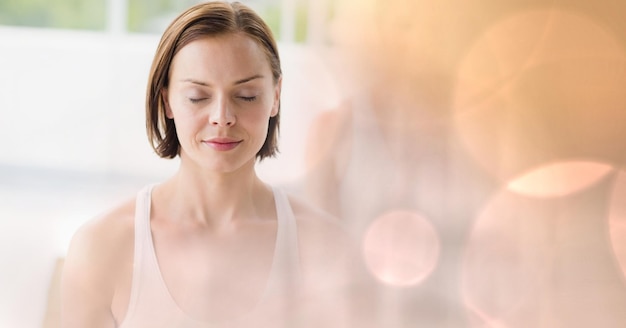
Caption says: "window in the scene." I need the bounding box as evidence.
[0,0,106,30]
[0,0,333,43]
[127,0,311,42]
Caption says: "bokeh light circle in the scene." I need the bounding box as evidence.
[362,210,440,287]
[462,190,545,326]
[453,9,626,183]
[463,166,626,327]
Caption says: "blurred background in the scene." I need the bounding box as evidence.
[1,0,626,327]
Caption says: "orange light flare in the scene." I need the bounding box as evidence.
[506,160,614,198]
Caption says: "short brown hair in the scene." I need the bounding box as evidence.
[146,1,281,160]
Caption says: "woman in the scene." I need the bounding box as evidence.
[60,2,357,327]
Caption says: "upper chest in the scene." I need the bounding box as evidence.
[147,219,281,321]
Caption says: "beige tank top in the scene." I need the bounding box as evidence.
[118,185,302,328]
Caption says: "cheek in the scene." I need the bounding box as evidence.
[238,110,271,139]
[241,97,274,119]
[172,111,204,138]
[242,112,269,131]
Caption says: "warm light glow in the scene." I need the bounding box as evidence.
[453,9,626,183]
[362,210,440,287]
[463,178,626,327]
[506,161,614,198]
[462,191,543,324]
[609,170,626,279]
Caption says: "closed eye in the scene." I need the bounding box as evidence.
[189,98,207,104]
[239,96,257,102]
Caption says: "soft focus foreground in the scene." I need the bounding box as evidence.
[305,0,626,327]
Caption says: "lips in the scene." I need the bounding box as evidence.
[202,137,242,151]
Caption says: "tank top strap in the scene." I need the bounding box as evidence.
[120,184,302,327]
[270,186,302,287]
[121,184,158,326]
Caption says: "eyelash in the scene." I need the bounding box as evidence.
[188,96,256,104]
[239,96,257,102]
[189,98,206,104]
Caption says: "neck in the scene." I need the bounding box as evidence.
[155,157,273,230]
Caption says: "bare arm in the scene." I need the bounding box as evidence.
[61,221,116,327]
[61,208,133,328]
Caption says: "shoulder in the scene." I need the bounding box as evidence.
[65,198,136,269]
[286,193,373,321]
[287,194,362,281]
[288,194,349,245]
[61,197,136,326]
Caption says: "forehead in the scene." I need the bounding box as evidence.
[170,33,271,80]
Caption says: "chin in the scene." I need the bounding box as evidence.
[198,157,256,174]
[180,148,258,174]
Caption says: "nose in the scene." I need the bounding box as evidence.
[209,97,236,127]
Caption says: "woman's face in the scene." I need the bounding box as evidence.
[164,33,280,173]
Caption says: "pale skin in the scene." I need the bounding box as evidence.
[61,32,358,327]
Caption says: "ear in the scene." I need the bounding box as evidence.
[270,77,282,117]
[162,88,173,119]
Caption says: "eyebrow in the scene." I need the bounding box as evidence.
[181,74,264,86]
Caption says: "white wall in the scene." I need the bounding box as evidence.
[0,27,172,177]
